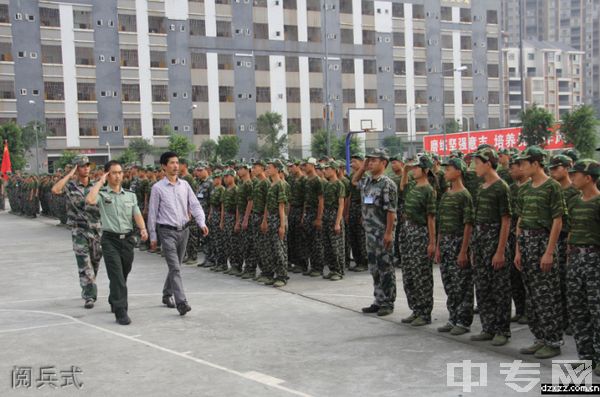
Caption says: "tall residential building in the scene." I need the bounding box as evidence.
[503,40,584,126]
[502,0,600,112]
[0,0,502,170]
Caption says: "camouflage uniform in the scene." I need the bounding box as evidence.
[64,179,102,301]
[566,193,600,365]
[323,178,346,276]
[207,185,225,268]
[221,184,238,271]
[509,181,527,318]
[181,174,199,261]
[231,178,252,273]
[259,180,288,281]
[348,172,368,269]
[287,173,307,271]
[358,173,398,310]
[340,174,351,271]
[195,176,212,254]
[246,177,269,275]
[304,175,325,274]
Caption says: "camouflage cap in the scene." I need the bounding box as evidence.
[267,159,285,171]
[222,169,236,177]
[323,160,339,169]
[389,153,403,162]
[305,157,318,166]
[319,155,331,163]
[561,148,580,162]
[194,161,208,170]
[515,145,547,163]
[212,171,223,178]
[72,155,90,167]
[350,153,365,160]
[236,163,251,170]
[225,159,237,167]
[253,159,266,167]
[431,153,440,162]
[442,157,467,174]
[365,148,390,161]
[407,154,434,169]
[473,147,499,163]
[548,154,573,169]
[337,159,346,168]
[498,148,511,156]
[476,143,495,152]
[449,150,464,159]
[568,159,600,177]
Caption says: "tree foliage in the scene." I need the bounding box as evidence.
[21,121,47,152]
[311,129,362,159]
[518,104,555,147]
[560,104,599,158]
[55,150,78,170]
[445,119,461,134]
[128,137,155,163]
[216,135,240,161]
[0,122,25,171]
[117,148,139,165]
[382,135,404,156]
[199,139,218,161]
[255,112,287,159]
[168,133,196,160]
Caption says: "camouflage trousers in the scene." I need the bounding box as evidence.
[394,215,406,268]
[71,229,102,301]
[185,216,200,261]
[258,213,288,280]
[508,230,527,317]
[348,204,368,268]
[245,212,264,274]
[287,206,307,270]
[229,219,247,273]
[365,224,396,310]
[206,207,223,266]
[439,234,474,328]
[323,208,345,275]
[221,212,236,269]
[518,230,563,347]
[344,220,350,270]
[304,208,325,273]
[566,248,600,364]
[556,232,570,330]
[399,222,432,321]
[472,224,511,337]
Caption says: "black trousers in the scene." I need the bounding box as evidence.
[101,233,135,311]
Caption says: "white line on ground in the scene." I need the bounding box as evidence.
[0,321,75,334]
[0,309,314,397]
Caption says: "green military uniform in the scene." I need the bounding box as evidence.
[220,175,238,273]
[303,171,325,275]
[233,173,253,277]
[287,171,307,272]
[509,180,527,320]
[207,180,225,269]
[348,168,368,271]
[259,177,289,284]
[322,165,346,279]
[246,169,269,277]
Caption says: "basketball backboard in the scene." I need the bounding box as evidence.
[348,108,384,132]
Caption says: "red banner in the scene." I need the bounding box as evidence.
[1,140,11,180]
[422,127,570,156]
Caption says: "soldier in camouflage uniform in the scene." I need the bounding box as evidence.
[231,164,253,276]
[399,154,437,326]
[194,163,212,263]
[470,147,512,346]
[206,173,225,270]
[549,154,580,335]
[287,160,307,273]
[51,156,102,309]
[566,159,600,377]
[497,149,513,186]
[514,146,566,359]
[337,161,351,274]
[389,154,404,269]
[321,161,346,281]
[0,176,5,211]
[242,160,269,279]
[348,155,368,272]
[435,157,475,335]
[219,169,238,274]
[352,148,397,317]
[303,158,325,277]
[255,160,289,287]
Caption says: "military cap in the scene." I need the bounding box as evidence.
[222,169,236,177]
[515,145,547,163]
[319,155,331,162]
[407,154,434,169]
[449,150,464,159]
[561,148,580,162]
[498,148,510,156]
[548,154,573,169]
[212,171,223,178]
[476,143,495,152]
[225,159,237,167]
[473,147,499,163]
[350,153,365,160]
[431,153,440,162]
[305,157,318,166]
[323,160,338,169]
[253,159,266,167]
[236,163,251,170]
[365,148,390,161]
[72,155,90,167]
[442,157,467,174]
[337,160,346,168]
[268,159,284,171]
[389,153,403,162]
[568,159,600,177]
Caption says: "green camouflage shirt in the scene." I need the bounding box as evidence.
[464,171,482,200]
[403,183,436,226]
[236,179,253,212]
[288,174,306,208]
[340,175,351,199]
[251,178,270,214]
[349,172,362,206]
[438,189,474,235]
[324,179,345,208]
[64,179,101,233]
[567,195,600,246]
[266,180,288,213]
[210,185,225,209]
[474,179,511,224]
[516,178,565,231]
[435,169,448,202]
[181,174,197,192]
[509,182,527,221]
[561,185,581,233]
[223,185,238,212]
[358,174,398,236]
[497,166,512,186]
[304,175,324,209]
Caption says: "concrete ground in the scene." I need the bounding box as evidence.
[0,208,588,396]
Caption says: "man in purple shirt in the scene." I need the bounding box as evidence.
[148,152,209,315]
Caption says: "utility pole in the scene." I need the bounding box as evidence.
[322,0,331,156]
[519,0,526,112]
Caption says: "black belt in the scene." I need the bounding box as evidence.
[474,223,500,231]
[103,230,134,240]
[568,245,600,255]
[157,223,188,232]
[521,228,548,237]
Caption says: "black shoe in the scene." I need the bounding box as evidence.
[84,299,95,309]
[162,296,175,308]
[361,304,380,314]
[115,308,131,325]
[177,302,192,316]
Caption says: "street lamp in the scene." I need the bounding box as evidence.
[28,100,40,175]
[435,65,467,157]
[106,142,111,161]
[407,104,422,156]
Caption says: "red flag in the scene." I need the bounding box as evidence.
[1,140,11,181]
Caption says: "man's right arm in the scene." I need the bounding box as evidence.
[51,167,76,195]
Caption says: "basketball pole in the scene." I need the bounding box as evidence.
[345,128,372,175]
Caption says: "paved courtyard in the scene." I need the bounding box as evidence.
[0,210,586,396]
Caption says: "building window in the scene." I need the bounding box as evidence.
[364,59,377,74]
[488,64,499,78]
[444,91,454,104]
[307,27,321,42]
[32,89,40,95]
[191,52,207,69]
[415,90,427,104]
[460,35,472,50]
[395,118,407,132]
[413,4,425,19]
[487,10,498,24]
[0,80,14,99]
[343,89,355,103]
[79,118,97,136]
[150,50,166,68]
[152,85,168,102]
[284,25,298,41]
[254,55,269,71]
[413,33,425,47]
[487,37,498,51]
[415,118,427,132]
[285,56,299,72]
[44,81,64,100]
[460,8,471,23]
[192,85,208,102]
[220,119,235,135]
[73,10,92,30]
[414,61,426,76]
[46,118,66,136]
[441,7,452,21]
[286,87,300,103]
[123,119,141,136]
[219,86,234,102]
[310,118,323,132]
[308,57,322,73]
[392,3,404,18]
[148,16,165,34]
[362,30,376,45]
[41,45,62,64]
[189,19,205,36]
[39,7,59,27]
[216,21,231,37]
[256,87,271,103]
[217,54,233,70]
[441,34,452,49]
[153,119,170,135]
[488,91,500,104]
[341,29,353,45]
[75,47,95,65]
[309,88,322,103]
[253,23,268,39]
[394,90,406,104]
[462,90,473,104]
[342,59,355,74]
[122,84,140,101]
[365,89,377,104]
[394,61,405,75]
[121,49,138,67]
[118,14,137,32]
[77,83,96,101]
[306,0,320,11]
[393,32,404,47]
[193,119,209,135]
[0,42,10,61]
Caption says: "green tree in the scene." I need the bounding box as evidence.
[168,133,196,160]
[518,104,555,147]
[199,139,218,161]
[334,134,362,159]
[216,135,240,161]
[117,148,139,165]
[0,122,25,171]
[128,137,155,163]
[560,104,599,158]
[255,112,287,158]
[21,121,47,152]
[445,119,461,134]
[55,150,78,170]
[311,129,339,158]
[382,135,404,156]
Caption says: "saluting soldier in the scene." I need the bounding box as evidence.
[347,154,369,272]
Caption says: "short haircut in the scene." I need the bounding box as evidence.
[104,160,122,172]
[160,151,178,165]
